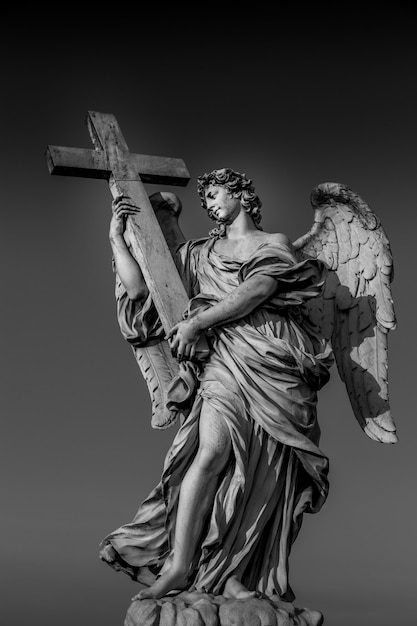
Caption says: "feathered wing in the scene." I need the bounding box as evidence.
[131,341,181,430]
[115,191,187,430]
[293,182,398,443]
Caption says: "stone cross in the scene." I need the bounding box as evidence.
[45,111,193,335]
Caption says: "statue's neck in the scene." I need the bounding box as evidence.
[225,211,257,240]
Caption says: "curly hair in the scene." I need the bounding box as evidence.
[197,168,262,238]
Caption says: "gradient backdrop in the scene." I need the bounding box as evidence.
[2,12,416,626]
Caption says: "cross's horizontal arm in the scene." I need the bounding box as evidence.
[46,145,190,186]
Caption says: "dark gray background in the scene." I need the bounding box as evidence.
[2,11,415,626]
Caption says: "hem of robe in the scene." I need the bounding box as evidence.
[99,381,328,600]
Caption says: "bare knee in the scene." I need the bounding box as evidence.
[194,402,232,476]
[194,439,231,476]
[195,424,231,476]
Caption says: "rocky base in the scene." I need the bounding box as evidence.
[124,591,323,626]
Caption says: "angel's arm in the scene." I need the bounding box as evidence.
[196,275,277,328]
[109,198,149,302]
[167,274,277,360]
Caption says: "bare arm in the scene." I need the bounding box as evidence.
[194,274,276,330]
[168,274,277,360]
[109,197,149,302]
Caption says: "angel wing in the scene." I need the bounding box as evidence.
[293,182,398,443]
[114,191,187,430]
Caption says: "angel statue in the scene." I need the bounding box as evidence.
[99,168,397,625]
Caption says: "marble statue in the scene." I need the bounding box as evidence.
[98,168,398,626]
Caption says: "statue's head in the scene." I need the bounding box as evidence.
[197,168,262,238]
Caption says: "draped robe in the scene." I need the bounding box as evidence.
[99,237,334,600]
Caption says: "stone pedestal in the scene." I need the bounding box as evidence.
[124,591,323,626]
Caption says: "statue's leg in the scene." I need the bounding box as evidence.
[133,400,232,601]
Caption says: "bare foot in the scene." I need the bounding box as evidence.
[131,567,189,601]
[223,575,258,600]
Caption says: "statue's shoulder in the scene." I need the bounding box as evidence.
[254,232,295,257]
[175,237,210,268]
[177,236,210,255]
[264,232,293,250]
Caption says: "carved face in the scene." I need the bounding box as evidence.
[204,185,241,224]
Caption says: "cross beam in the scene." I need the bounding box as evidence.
[45,111,192,336]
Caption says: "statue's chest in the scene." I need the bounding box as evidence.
[213,241,261,262]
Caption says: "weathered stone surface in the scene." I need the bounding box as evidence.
[125,598,161,626]
[124,592,323,626]
[191,597,219,626]
[177,606,205,626]
[219,597,279,625]
[159,601,177,626]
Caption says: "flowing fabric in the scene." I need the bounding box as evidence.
[99,238,334,601]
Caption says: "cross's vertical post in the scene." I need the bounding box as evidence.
[45,111,192,335]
